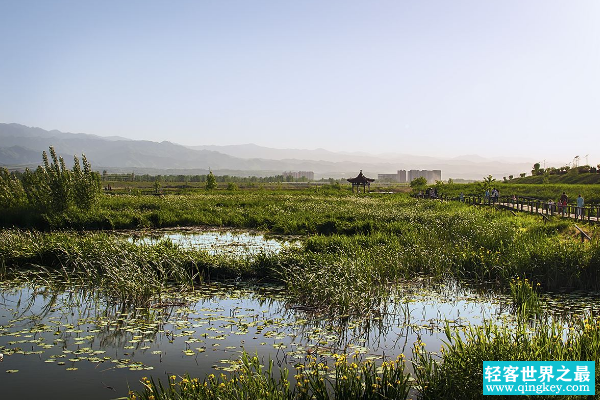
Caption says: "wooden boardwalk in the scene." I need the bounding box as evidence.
[462,196,600,224]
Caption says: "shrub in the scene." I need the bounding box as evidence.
[16,147,101,213]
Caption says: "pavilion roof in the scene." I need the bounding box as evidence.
[347,170,375,184]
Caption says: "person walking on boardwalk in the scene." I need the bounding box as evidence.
[559,192,568,213]
[576,194,584,220]
[491,188,499,204]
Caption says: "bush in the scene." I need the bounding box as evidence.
[0,168,27,209]
[10,147,101,213]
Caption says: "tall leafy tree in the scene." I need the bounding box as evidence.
[206,171,217,190]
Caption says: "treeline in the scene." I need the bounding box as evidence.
[0,147,101,212]
[101,173,344,184]
[101,173,312,183]
[531,163,599,176]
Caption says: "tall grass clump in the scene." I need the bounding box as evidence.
[509,277,542,316]
[130,351,411,400]
[413,318,600,400]
[0,229,299,302]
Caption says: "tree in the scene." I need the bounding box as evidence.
[0,168,26,209]
[205,171,217,190]
[20,147,101,212]
[73,154,101,208]
[483,174,495,186]
[532,163,543,176]
[410,176,427,189]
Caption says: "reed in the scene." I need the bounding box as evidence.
[130,351,411,400]
[414,317,600,399]
[509,276,542,316]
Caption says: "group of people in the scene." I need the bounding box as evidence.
[547,192,586,219]
[481,189,587,220]
[431,188,587,220]
[484,188,500,204]
[417,188,439,199]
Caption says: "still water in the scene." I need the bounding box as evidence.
[1,278,517,399]
[125,228,299,256]
[2,229,598,399]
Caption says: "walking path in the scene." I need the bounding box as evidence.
[462,196,599,224]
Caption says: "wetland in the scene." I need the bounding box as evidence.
[2,186,600,399]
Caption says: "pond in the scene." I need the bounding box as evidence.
[124,228,300,257]
[4,275,593,400]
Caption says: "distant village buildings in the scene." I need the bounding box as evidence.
[377,169,441,183]
[282,171,314,180]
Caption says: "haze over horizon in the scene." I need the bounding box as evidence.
[1,1,599,166]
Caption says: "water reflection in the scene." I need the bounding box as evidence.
[1,278,597,399]
[124,228,299,256]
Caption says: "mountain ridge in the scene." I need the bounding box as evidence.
[0,123,534,180]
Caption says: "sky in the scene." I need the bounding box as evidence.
[1,0,599,166]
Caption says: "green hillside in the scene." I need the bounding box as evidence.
[512,170,600,184]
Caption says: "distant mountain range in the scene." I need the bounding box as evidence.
[0,123,534,180]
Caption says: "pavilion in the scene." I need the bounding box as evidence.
[347,170,374,193]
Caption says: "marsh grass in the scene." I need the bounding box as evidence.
[3,190,600,399]
[2,190,600,314]
[509,277,542,316]
[0,229,270,304]
[130,351,411,400]
[414,317,600,400]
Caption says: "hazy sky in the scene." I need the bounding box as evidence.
[1,1,599,165]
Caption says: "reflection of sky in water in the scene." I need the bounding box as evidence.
[0,281,596,400]
[128,230,298,256]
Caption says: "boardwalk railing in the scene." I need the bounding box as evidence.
[413,193,599,224]
[459,195,600,223]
